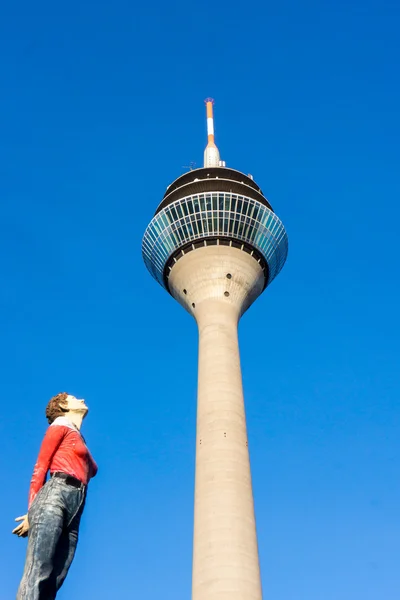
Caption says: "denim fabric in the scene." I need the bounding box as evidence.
[17,475,86,600]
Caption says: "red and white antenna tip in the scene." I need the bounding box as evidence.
[203,98,221,167]
[206,107,214,138]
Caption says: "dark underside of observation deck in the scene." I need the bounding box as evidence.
[163,236,269,292]
[155,167,274,215]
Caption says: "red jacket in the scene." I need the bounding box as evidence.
[28,417,98,508]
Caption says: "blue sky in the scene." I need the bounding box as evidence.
[1,0,400,597]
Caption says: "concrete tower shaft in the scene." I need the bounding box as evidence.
[169,245,263,599]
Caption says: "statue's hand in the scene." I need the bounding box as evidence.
[12,515,30,537]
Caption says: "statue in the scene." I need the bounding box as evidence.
[13,393,98,600]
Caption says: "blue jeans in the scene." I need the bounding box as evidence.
[17,475,86,600]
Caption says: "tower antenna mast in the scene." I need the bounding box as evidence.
[204,98,221,168]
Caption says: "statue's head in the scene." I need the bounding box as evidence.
[46,393,88,424]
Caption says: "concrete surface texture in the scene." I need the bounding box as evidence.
[169,245,265,600]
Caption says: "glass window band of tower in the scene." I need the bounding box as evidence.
[142,192,288,291]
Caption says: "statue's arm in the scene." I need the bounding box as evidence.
[28,425,66,508]
[12,425,66,537]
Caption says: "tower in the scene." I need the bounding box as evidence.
[142,100,288,599]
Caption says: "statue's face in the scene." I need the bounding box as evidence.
[65,394,88,414]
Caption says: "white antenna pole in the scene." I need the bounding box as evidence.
[203,98,221,167]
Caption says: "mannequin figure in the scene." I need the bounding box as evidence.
[13,392,98,600]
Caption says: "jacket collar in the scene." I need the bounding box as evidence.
[51,416,78,432]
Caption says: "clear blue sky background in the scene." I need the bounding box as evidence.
[1,0,399,598]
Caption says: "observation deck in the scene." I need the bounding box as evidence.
[142,166,288,292]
